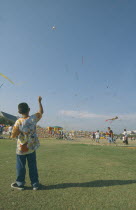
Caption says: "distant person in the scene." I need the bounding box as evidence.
[123,129,128,145]
[107,127,114,143]
[0,126,2,135]
[11,96,44,190]
[0,125,4,136]
[8,125,13,138]
[95,130,100,143]
[92,132,95,141]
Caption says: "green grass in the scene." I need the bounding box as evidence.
[0,138,136,210]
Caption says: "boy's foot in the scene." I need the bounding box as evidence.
[33,183,39,190]
[33,186,39,190]
[11,182,24,190]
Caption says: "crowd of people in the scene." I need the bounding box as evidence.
[0,118,133,147]
[0,124,13,138]
[0,123,131,145]
[92,127,129,145]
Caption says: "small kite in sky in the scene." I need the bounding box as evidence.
[0,83,3,88]
[0,73,14,84]
[52,26,56,30]
[82,56,84,64]
[105,116,119,122]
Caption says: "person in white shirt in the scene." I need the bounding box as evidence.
[95,130,100,143]
[123,129,128,145]
[8,125,13,138]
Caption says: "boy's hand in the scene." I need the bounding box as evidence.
[38,96,42,103]
[38,96,44,114]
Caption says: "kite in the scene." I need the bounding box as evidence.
[82,56,84,64]
[105,116,118,122]
[0,83,3,88]
[0,73,14,84]
[52,26,56,30]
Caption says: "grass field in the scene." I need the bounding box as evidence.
[1,138,136,210]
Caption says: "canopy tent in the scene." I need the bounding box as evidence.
[47,126,63,134]
[53,126,63,132]
[0,111,17,122]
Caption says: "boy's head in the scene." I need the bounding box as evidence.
[18,103,30,114]
[124,129,126,131]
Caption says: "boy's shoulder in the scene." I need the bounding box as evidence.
[29,113,42,122]
[15,113,42,125]
[15,117,24,124]
[34,112,42,119]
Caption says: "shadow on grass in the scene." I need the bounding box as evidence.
[33,180,136,190]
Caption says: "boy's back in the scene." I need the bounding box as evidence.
[12,113,42,155]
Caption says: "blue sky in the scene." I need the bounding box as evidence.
[0,0,136,133]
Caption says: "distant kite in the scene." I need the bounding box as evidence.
[82,56,84,64]
[52,26,56,30]
[105,116,118,122]
[0,73,14,84]
[0,83,3,88]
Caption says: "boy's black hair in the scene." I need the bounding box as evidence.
[18,103,30,114]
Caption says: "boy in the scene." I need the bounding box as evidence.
[95,130,100,143]
[107,127,113,143]
[11,96,43,190]
[123,129,128,145]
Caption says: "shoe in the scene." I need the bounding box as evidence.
[11,182,24,190]
[33,184,39,190]
[33,186,39,190]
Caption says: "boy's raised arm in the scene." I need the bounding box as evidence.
[38,96,44,115]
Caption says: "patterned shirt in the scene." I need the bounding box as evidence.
[11,113,42,155]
